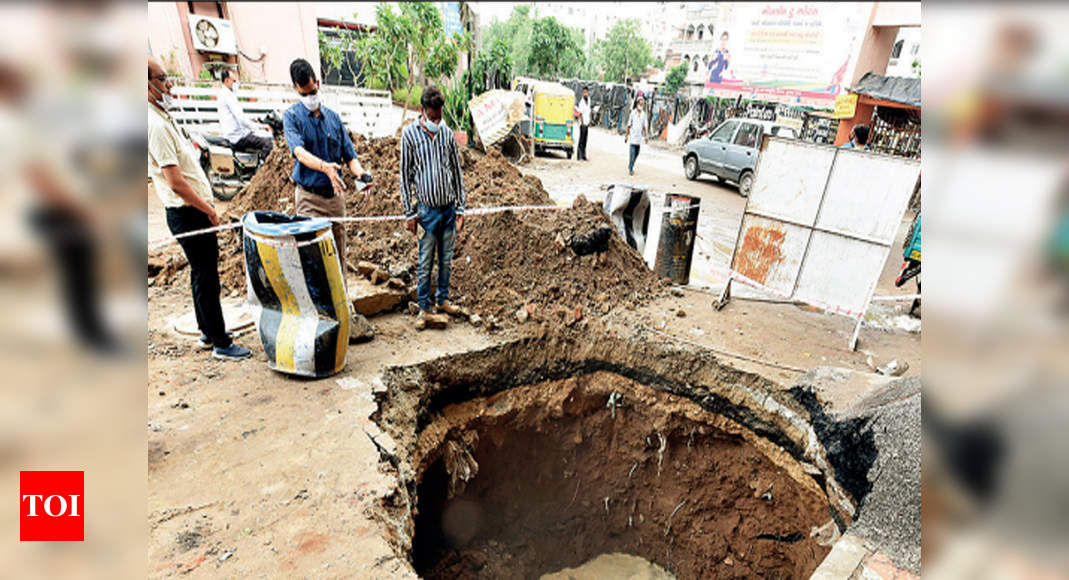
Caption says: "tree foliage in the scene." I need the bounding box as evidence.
[527,16,584,78]
[344,3,466,121]
[480,6,592,81]
[594,19,652,83]
[664,62,688,96]
[470,36,512,95]
[352,4,409,92]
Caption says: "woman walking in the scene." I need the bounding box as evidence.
[626,96,647,176]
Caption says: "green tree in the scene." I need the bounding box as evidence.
[663,62,687,96]
[483,5,533,76]
[653,56,666,69]
[470,36,513,95]
[353,5,408,93]
[350,3,465,123]
[527,16,584,79]
[594,19,652,83]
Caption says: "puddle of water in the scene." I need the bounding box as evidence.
[541,553,675,579]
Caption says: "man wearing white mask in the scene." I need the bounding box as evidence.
[400,85,466,330]
[148,56,251,360]
[282,58,372,263]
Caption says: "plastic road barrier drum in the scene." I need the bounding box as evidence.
[242,211,350,377]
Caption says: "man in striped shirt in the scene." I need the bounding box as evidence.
[400,85,466,329]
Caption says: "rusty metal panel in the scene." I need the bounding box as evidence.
[724,138,921,330]
[748,137,837,225]
[817,151,920,244]
[733,215,810,297]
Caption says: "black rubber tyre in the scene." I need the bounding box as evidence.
[738,170,754,198]
[212,183,239,202]
[685,155,700,180]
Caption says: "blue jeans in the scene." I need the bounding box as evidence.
[416,204,457,312]
[628,144,641,173]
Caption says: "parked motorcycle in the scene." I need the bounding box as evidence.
[187,111,283,201]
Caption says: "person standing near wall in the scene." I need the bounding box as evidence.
[626,95,648,176]
[841,124,871,150]
[574,87,591,161]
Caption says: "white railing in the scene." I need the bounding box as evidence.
[169,80,392,137]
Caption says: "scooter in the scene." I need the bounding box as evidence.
[187,111,283,201]
[895,212,921,316]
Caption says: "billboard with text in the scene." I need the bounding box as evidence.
[705,3,872,109]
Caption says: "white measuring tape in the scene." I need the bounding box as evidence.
[148,204,569,251]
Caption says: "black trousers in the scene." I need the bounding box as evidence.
[578,125,589,160]
[166,206,231,348]
[233,132,274,158]
[30,209,114,350]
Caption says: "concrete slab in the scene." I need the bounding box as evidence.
[809,534,869,579]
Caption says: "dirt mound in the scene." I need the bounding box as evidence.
[225,143,298,218]
[162,134,663,326]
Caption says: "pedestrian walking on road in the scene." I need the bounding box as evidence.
[574,87,591,161]
[148,56,250,361]
[283,58,373,267]
[400,86,467,330]
[626,95,648,176]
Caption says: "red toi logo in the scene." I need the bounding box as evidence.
[20,471,84,541]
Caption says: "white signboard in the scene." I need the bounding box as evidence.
[718,136,921,349]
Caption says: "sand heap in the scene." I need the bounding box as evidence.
[185,135,665,327]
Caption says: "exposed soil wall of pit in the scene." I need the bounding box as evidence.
[369,332,867,578]
[412,372,835,578]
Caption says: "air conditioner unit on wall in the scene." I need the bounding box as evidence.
[188,15,237,55]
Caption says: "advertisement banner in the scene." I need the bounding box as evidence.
[704,3,871,110]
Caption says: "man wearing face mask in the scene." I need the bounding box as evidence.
[399,85,466,330]
[147,56,251,360]
[282,58,372,265]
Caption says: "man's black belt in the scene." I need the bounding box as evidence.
[300,183,335,198]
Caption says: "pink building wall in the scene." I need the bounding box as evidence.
[227,2,320,84]
[147,2,319,84]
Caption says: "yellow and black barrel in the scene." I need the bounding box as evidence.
[242,211,350,377]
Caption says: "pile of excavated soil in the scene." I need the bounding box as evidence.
[410,371,834,579]
[160,134,665,326]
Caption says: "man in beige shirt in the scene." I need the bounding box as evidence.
[148,56,249,360]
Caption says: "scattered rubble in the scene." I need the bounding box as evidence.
[151,133,664,329]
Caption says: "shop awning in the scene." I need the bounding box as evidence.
[850,72,921,108]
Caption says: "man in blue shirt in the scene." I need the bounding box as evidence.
[282,58,372,265]
[840,124,871,150]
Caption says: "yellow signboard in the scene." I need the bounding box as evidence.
[832,93,858,119]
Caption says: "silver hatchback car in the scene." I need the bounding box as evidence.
[683,119,797,197]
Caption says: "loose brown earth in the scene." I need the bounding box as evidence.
[410,372,833,579]
[151,135,666,329]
